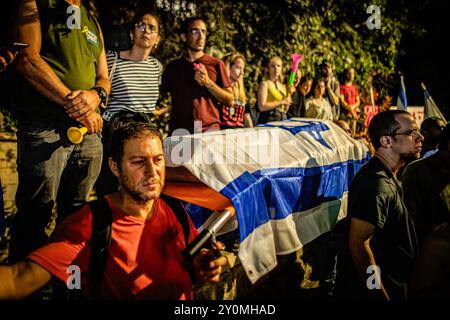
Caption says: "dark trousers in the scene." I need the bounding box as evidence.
[9,120,102,262]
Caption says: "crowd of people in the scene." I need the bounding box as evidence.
[0,0,448,301]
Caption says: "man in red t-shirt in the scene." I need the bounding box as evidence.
[160,16,234,135]
[0,123,226,300]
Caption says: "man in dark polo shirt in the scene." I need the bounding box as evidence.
[161,16,233,135]
[336,110,423,300]
[9,0,110,262]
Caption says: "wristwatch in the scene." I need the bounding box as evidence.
[92,86,108,109]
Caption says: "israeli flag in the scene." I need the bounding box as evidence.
[397,75,408,111]
[164,119,370,283]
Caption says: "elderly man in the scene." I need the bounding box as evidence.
[337,110,423,300]
[0,123,226,300]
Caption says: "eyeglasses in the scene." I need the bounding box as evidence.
[188,28,207,37]
[391,128,421,137]
[135,22,158,33]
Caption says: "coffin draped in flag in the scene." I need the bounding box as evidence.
[164,119,370,283]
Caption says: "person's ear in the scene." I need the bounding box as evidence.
[380,136,392,148]
[154,35,160,49]
[109,158,120,178]
[180,33,186,42]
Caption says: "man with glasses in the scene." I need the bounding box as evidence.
[336,110,423,300]
[161,16,234,135]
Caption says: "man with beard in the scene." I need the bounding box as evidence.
[0,123,226,300]
[160,16,233,135]
[336,110,423,300]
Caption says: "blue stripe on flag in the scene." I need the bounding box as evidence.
[186,157,369,241]
[397,77,408,111]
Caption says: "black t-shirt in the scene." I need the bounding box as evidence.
[401,153,450,245]
[336,157,419,300]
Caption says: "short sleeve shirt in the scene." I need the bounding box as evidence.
[28,196,198,300]
[343,157,418,299]
[161,53,232,134]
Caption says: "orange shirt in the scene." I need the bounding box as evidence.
[28,196,198,300]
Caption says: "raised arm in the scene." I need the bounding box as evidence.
[0,261,51,300]
[326,78,340,106]
[194,64,234,107]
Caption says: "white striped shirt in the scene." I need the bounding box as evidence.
[106,50,163,115]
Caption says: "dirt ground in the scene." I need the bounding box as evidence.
[0,132,18,263]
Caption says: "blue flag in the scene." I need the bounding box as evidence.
[397,75,408,111]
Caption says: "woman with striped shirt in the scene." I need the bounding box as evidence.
[104,11,163,122]
[96,10,164,197]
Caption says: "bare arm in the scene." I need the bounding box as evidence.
[244,113,253,128]
[354,94,361,109]
[326,78,340,106]
[348,217,390,300]
[195,65,234,107]
[257,81,291,112]
[15,0,72,106]
[0,261,51,300]
[339,94,350,111]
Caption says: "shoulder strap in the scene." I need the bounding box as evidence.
[104,51,118,108]
[88,197,113,299]
[160,194,190,247]
[109,51,119,82]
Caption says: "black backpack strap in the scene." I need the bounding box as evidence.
[160,194,190,247]
[88,197,113,299]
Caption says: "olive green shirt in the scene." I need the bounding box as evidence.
[17,0,102,125]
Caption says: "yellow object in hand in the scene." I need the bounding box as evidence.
[67,126,88,144]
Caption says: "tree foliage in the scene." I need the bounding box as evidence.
[93,0,423,108]
[0,0,425,131]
